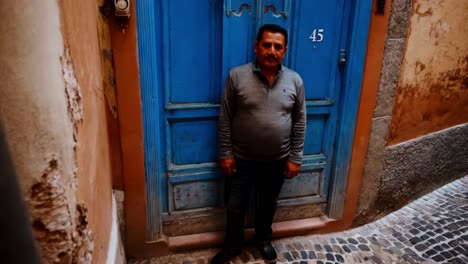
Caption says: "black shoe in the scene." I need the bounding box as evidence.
[210,248,241,264]
[256,241,277,263]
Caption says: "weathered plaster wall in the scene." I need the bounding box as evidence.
[355,0,468,225]
[58,0,123,263]
[0,0,122,263]
[0,0,88,262]
[388,0,468,144]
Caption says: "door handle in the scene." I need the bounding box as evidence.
[263,0,291,19]
[264,4,288,18]
[226,3,251,17]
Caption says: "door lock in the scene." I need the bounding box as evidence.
[115,0,130,18]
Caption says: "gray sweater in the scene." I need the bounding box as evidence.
[219,62,306,164]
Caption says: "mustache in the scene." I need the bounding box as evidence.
[265,55,277,60]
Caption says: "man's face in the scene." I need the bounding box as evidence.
[254,31,287,71]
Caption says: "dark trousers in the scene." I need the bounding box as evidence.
[224,157,287,249]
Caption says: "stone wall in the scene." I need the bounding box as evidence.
[355,0,468,225]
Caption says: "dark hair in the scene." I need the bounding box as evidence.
[256,24,288,46]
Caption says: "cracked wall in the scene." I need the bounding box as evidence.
[388,0,468,144]
[0,0,122,263]
[355,0,468,225]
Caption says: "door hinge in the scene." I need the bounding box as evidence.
[339,49,347,65]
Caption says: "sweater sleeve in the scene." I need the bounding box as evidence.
[288,78,306,164]
[218,72,236,159]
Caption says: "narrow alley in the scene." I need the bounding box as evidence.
[129,176,468,264]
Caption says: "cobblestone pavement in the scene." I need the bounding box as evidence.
[129,176,468,264]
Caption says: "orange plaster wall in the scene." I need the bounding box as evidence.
[113,1,391,257]
[388,0,468,145]
[109,6,167,256]
[319,1,392,232]
[58,1,119,262]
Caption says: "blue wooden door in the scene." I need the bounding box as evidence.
[140,0,359,238]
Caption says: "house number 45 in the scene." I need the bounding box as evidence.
[309,29,324,42]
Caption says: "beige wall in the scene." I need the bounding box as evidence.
[0,0,121,263]
[388,0,468,145]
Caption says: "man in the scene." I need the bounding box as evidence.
[213,24,306,264]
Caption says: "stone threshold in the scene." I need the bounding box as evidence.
[167,216,333,250]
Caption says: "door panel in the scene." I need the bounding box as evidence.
[170,119,218,165]
[167,0,222,104]
[290,1,345,100]
[173,180,221,210]
[162,0,224,215]
[222,0,257,84]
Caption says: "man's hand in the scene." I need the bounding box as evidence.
[220,158,236,176]
[285,160,301,179]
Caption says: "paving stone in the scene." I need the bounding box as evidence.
[331,245,342,254]
[449,257,465,264]
[300,250,308,259]
[286,243,296,251]
[441,251,453,259]
[441,243,451,249]
[341,245,351,253]
[283,252,294,262]
[335,254,344,263]
[336,238,346,244]
[348,244,359,251]
[461,244,468,252]
[434,245,444,251]
[357,236,367,244]
[432,254,445,262]
[394,241,405,249]
[294,241,305,250]
[368,236,380,245]
[409,237,422,244]
[308,250,316,259]
[415,243,428,251]
[369,256,384,264]
[347,238,358,245]
[357,244,371,251]
[323,245,333,253]
[316,252,325,260]
[397,235,408,243]
[418,226,428,232]
[325,253,334,262]
[377,238,391,247]
[443,232,455,239]
[448,249,460,258]
[420,234,430,240]
[274,243,287,253]
[291,250,301,260]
